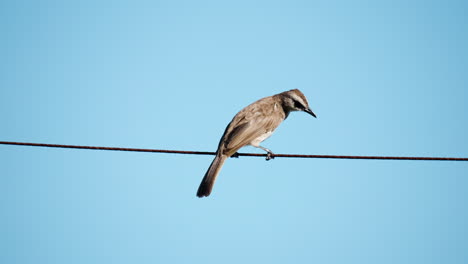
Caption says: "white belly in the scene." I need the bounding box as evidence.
[250,131,274,147]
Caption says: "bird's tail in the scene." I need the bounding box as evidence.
[197,154,227,197]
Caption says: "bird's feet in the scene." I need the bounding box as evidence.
[266,151,275,161]
[256,145,275,161]
[231,152,240,158]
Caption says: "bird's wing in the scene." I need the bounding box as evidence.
[221,110,281,156]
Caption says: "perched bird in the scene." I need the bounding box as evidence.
[196,89,316,197]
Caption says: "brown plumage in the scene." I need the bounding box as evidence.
[197,89,316,197]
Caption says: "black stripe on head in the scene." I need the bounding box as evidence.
[289,89,309,107]
[293,99,305,110]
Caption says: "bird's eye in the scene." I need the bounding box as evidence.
[294,100,304,109]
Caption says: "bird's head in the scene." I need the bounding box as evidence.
[281,89,316,118]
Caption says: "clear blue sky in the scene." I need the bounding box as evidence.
[1,1,467,263]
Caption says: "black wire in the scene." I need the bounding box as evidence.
[1,141,467,161]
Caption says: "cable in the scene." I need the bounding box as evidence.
[1,141,467,161]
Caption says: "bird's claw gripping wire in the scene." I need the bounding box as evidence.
[231,152,240,158]
[266,151,275,161]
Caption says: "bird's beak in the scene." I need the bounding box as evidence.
[304,108,317,118]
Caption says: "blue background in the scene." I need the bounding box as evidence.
[1,1,467,263]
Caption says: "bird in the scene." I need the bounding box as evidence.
[196,89,316,198]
